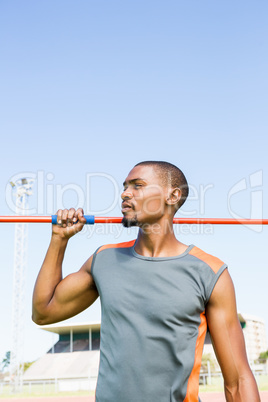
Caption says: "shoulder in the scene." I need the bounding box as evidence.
[91,240,136,278]
[188,246,226,274]
[95,239,136,255]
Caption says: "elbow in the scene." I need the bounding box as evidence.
[32,313,54,326]
[32,305,59,326]
[32,305,51,326]
[32,312,47,326]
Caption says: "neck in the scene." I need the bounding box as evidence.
[134,218,188,258]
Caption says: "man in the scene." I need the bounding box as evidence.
[32,161,260,402]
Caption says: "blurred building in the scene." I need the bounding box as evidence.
[238,313,268,364]
[23,322,101,391]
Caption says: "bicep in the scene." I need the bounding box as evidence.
[45,255,99,324]
[206,270,251,385]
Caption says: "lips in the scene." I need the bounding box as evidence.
[121,202,134,213]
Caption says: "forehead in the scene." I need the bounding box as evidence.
[124,165,161,184]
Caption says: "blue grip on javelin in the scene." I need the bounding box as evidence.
[51,215,95,225]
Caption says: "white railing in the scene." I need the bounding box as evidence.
[0,376,98,395]
[0,369,266,395]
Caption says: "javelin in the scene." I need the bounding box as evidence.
[0,216,267,225]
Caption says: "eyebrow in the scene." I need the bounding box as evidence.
[123,178,147,187]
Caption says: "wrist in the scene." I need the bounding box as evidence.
[51,233,69,246]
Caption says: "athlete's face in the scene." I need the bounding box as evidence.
[121,165,168,227]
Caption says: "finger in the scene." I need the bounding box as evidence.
[72,208,83,223]
[76,208,86,223]
[67,208,76,226]
[57,209,63,225]
[61,209,69,227]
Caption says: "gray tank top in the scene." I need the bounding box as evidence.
[91,240,227,402]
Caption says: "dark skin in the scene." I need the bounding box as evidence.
[32,165,260,401]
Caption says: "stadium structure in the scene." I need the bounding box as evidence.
[23,322,101,391]
[238,313,268,363]
[23,314,268,391]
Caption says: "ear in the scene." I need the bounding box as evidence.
[166,188,182,207]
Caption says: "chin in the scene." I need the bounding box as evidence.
[122,216,139,228]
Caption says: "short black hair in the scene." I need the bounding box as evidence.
[134,161,189,210]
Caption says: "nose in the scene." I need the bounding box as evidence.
[121,187,133,200]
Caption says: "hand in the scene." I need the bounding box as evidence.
[52,208,87,240]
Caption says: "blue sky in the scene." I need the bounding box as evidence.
[0,0,267,363]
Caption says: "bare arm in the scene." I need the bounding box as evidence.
[32,208,99,325]
[206,269,260,401]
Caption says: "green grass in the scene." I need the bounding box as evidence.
[199,375,224,393]
[0,384,95,398]
[255,374,268,391]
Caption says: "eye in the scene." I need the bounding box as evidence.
[134,184,142,189]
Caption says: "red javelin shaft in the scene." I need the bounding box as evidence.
[96,217,268,225]
[0,216,268,225]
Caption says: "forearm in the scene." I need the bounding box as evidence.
[224,374,260,402]
[32,235,68,323]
